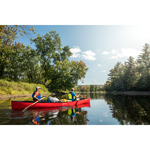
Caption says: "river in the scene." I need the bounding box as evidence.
[0,93,150,125]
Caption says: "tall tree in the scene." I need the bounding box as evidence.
[31,31,72,84]
[46,59,88,92]
[0,25,35,79]
[107,62,125,91]
[137,43,150,90]
[124,56,137,91]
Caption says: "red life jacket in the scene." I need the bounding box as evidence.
[33,91,39,102]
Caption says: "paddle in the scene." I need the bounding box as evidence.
[22,96,46,112]
[79,95,87,99]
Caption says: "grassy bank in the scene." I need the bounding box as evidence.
[0,79,50,95]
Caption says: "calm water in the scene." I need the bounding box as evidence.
[0,93,150,125]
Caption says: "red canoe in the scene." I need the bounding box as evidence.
[11,98,91,109]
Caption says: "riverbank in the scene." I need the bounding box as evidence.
[110,91,150,95]
[0,92,52,101]
[0,79,52,100]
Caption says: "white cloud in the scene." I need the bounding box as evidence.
[121,48,140,58]
[109,48,141,59]
[70,47,97,61]
[82,50,96,61]
[97,50,101,52]
[70,46,81,58]
[101,51,110,55]
[110,54,123,59]
[102,70,106,72]
[99,120,103,122]
[92,70,96,72]
[110,49,118,54]
[94,79,97,81]
[101,48,141,59]
[103,113,108,117]
[97,64,102,67]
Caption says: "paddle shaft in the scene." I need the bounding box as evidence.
[22,97,45,112]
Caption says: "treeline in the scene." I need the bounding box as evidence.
[0,25,88,92]
[104,43,150,92]
[74,85,104,92]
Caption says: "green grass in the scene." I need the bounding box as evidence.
[0,79,50,95]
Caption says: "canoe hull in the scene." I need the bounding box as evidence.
[11,98,91,110]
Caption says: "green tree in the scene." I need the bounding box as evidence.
[94,85,98,92]
[31,31,72,84]
[86,85,90,92]
[3,44,40,83]
[46,60,88,92]
[136,43,150,90]
[0,25,35,79]
[107,62,125,91]
[20,45,40,83]
[0,25,35,45]
[124,56,137,91]
[104,43,150,92]
[90,85,94,92]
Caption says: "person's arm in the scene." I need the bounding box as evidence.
[75,94,80,98]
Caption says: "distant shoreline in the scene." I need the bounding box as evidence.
[110,91,150,95]
[62,91,106,94]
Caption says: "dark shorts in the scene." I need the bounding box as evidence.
[38,100,47,103]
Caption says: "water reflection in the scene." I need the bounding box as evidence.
[2,93,150,125]
[104,94,150,125]
[41,103,90,125]
[0,103,90,125]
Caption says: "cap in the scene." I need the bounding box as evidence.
[36,87,41,90]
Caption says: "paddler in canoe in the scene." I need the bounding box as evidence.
[32,87,60,103]
[32,87,44,102]
[68,88,80,101]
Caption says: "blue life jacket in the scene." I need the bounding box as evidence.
[36,116,40,122]
[32,92,41,99]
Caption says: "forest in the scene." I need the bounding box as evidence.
[74,85,104,92]
[0,25,88,92]
[104,43,150,92]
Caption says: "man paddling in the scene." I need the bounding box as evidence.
[68,88,80,101]
[32,87,42,102]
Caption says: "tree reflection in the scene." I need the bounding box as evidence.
[42,104,89,125]
[104,94,150,125]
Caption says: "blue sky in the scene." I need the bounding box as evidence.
[16,25,150,85]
